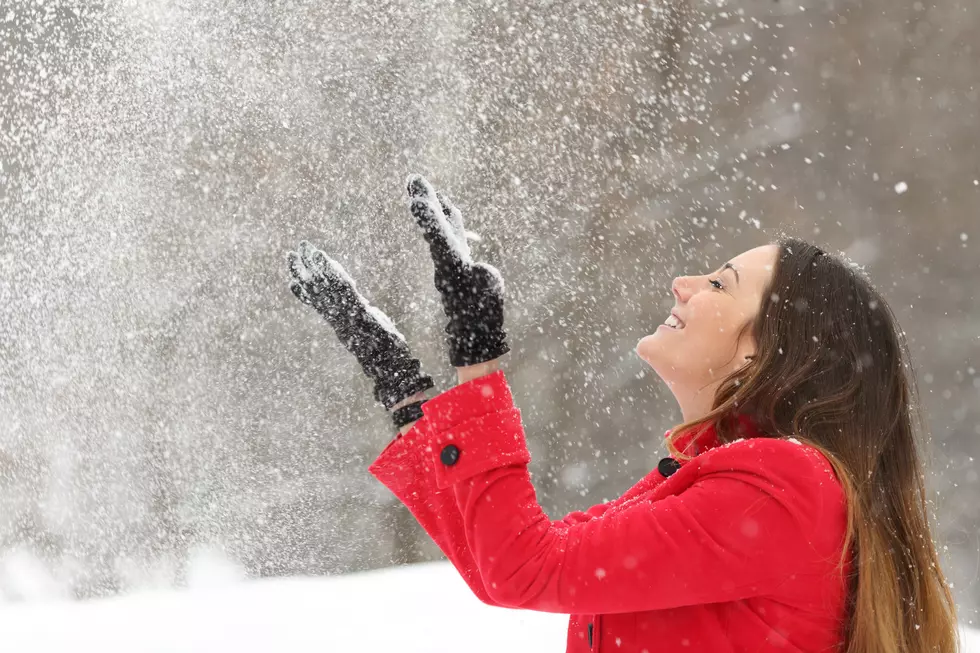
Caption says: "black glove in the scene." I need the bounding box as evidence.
[406,175,509,367]
[287,241,433,416]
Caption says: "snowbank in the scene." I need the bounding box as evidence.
[0,561,975,653]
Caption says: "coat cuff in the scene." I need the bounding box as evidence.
[421,370,514,426]
[368,420,432,497]
[421,371,531,489]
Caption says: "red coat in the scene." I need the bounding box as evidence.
[370,371,850,652]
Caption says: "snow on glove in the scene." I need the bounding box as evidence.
[407,175,509,367]
[288,241,433,410]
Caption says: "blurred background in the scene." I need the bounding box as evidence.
[0,0,977,623]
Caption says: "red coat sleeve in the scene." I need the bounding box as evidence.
[368,419,503,607]
[369,414,638,605]
[416,371,846,615]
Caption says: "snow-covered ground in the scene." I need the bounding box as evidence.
[0,560,975,652]
[0,561,566,652]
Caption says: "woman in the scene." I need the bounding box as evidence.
[288,175,959,652]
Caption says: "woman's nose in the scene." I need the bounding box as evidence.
[672,277,692,303]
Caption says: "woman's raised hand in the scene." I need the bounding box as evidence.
[287,240,432,424]
[406,175,509,368]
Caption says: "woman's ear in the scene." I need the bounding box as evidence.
[733,324,758,370]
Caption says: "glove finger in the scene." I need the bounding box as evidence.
[298,240,320,274]
[305,247,346,292]
[406,176,447,237]
[309,248,330,274]
[290,280,312,305]
[287,250,310,283]
[329,263,408,344]
[406,173,437,202]
[474,261,505,294]
[316,252,359,295]
[317,254,376,319]
[435,192,473,260]
[365,304,407,342]
[407,175,461,268]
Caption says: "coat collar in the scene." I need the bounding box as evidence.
[666,414,766,457]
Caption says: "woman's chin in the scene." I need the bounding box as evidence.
[635,334,674,374]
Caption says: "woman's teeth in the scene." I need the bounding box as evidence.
[664,314,684,329]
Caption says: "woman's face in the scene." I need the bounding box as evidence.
[636,245,779,409]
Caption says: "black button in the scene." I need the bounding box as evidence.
[440,444,460,466]
[658,457,681,477]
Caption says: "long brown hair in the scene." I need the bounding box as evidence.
[668,238,958,653]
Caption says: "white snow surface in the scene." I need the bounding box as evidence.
[0,560,976,653]
[0,562,980,653]
[0,561,567,653]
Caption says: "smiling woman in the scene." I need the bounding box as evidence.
[292,179,959,653]
[650,239,961,653]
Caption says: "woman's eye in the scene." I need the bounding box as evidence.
[709,279,725,290]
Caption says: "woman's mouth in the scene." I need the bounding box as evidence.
[661,312,685,330]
